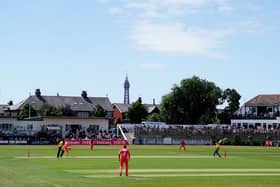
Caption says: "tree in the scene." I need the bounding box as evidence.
[18,104,38,120]
[127,97,148,123]
[60,105,74,116]
[160,76,222,124]
[218,88,241,124]
[223,88,241,113]
[160,92,184,124]
[92,105,107,117]
[146,113,161,122]
[39,104,62,116]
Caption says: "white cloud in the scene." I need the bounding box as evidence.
[215,0,233,14]
[95,0,109,4]
[132,22,231,58]
[139,62,166,70]
[126,3,147,9]
[123,0,230,18]
[163,0,209,6]
[109,7,123,15]
[107,0,263,58]
[233,18,262,34]
[126,0,209,8]
[126,1,162,18]
[123,0,210,19]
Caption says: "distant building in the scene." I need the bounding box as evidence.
[231,94,280,129]
[0,105,8,117]
[113,100,160,125]
[0,89,113,138]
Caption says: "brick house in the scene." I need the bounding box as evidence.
[113,101,160,125]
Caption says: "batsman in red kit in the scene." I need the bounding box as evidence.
[118,145,131,176]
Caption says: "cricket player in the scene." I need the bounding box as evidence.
[60,141,71,158]
[213,141,221,158]
[118,145,131,176]
[90,139,94,151]
[64,141,71,157]
[57,139,64,158]
[179,139,186,150]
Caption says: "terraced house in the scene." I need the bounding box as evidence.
[0,89,113,138]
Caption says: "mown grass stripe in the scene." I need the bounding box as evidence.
[65,168,280,173]
[84,173,280,178]
[15,155,227,159]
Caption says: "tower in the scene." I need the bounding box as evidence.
[124,75,130,104]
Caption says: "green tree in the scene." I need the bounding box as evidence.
[18,104,38,120]
[218,88,241,124]
[160,76,222,124]
[146,113,161,122]
[160,92,184,124]
[127,97,148,123]
[223,88,241,113]
[60,105,74,116]
[39,104,62,116]
[92,105,107,117]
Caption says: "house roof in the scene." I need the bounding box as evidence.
[8,100,26,111]
[145,104,160,113]
[113,103,130,113]
[10,95,113,112]
[0,105,8,114]
[113,103,160,113]
[245,95,280,106]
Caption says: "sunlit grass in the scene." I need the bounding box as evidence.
[0,145,279,187]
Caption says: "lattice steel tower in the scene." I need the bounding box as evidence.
[124,75,130,104]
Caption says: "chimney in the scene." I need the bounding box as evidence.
[35,89,41,97]
[153,98,155,105]
[137,97,142,104]
[81,90,87,98]
[8,100,13,106]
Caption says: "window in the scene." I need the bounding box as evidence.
[27,124,33,130]
[0,123,12,131]
[77,112,89,118]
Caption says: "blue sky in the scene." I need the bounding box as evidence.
[0,0,279,105]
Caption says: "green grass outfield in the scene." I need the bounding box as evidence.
[0,145,280,187]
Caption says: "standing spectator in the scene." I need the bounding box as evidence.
[118,145,131,176]
[132,137,136,145]
[139,136,143,145]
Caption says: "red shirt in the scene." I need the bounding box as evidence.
[119,148,130,161]
[64,142,70,150]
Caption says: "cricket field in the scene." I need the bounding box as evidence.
[0,145,280,187]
